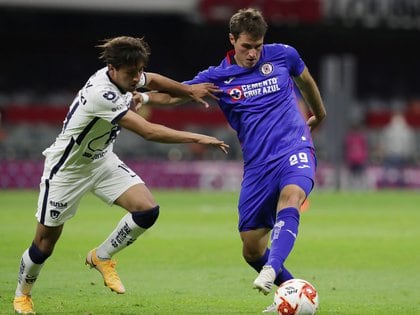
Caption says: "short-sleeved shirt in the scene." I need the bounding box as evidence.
[185,44,314,169]
[36,67,147,225]
[186,44,317,230]
[42,67,146,176]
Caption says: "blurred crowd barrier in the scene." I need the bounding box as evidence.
[2,159,420,190]
[0,103,243,161]
[0,160,243,190]
[1,100,420,191]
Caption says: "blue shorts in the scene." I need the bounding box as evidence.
[238,147,316,232]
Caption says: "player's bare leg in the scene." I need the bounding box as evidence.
[240,228,276,294]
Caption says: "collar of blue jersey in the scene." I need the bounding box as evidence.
[226,50,237,65]
[225,48,264,68]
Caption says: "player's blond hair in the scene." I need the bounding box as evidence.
[229,8,268,40]
[97,36,151,69]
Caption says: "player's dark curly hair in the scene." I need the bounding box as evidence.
[97,36,151,69]
[229,8,268,40]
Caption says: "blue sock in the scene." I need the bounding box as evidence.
[247,248,294,286]
[267,207,300,276]
[274,265,293,286]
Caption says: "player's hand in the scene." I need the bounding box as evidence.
[306,115,322,132]
[131,91,148,112]
[189,83,222,108]
[197,135,229,154]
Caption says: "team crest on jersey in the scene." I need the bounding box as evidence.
[259,63,274,76]
[228,87,244,101]
[50,210,61,219]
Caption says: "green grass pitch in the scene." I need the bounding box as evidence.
[1,189,419,314]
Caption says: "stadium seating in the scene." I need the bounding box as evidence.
[199,0,322,24]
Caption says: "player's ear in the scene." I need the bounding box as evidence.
[229,33,235,45]
[107,64,116,73]
[107,64,116,78]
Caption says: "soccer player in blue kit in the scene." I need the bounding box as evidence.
[146,7,326,311]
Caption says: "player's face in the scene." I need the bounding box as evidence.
[229,32,263,68]
[108,62,144,92]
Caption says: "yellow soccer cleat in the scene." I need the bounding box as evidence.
[85,249,126,294]
[13,295,35,314]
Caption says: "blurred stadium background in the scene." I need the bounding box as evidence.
[1,0,420,191]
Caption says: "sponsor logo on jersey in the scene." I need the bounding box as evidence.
[259,63,274,76]
[228,77,280,101]
[224,77,236,84]
[82,150,108,160]
[112,104,127,112]
[85,125,120,156]
[102,91,117,101]
[228,87,244,101]
[102,90,122,104]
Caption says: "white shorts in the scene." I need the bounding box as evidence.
[36,154,144,226]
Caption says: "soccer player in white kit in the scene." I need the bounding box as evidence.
[13,36,229,314]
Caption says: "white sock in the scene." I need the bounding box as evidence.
[15,249,44,297]
[96,213,146,259]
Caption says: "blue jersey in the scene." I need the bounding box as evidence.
[185,44,314,168]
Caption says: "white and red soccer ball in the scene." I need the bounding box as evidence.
[274,279,319,315]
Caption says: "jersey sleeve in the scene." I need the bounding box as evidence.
[87,86,130,125]
[183,68,212,85]
[284,45,305,77]
[135,72,147,89]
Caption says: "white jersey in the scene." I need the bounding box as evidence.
[43,67,146,175]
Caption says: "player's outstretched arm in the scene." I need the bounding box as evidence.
[145,73,220,108]
[293,67,327,131]
[133,83,220,109]
[119,110,229,154]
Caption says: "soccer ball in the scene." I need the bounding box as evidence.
[274,279,319,315]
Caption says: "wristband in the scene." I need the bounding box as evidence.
[140,92,150,104]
